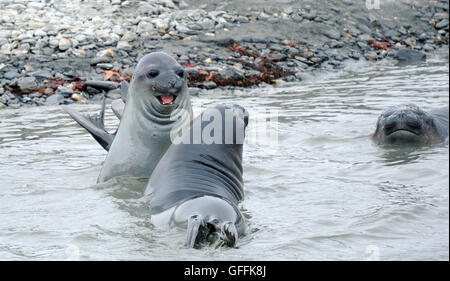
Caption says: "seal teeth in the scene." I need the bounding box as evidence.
[160,94,174,105]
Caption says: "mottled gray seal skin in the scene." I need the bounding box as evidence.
[98,52,193,183]
[372,104,449,145]
[146,104,249,248]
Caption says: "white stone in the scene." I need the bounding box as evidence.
[58,38,71,51]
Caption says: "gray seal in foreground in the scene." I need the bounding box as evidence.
[97,52,193,183]
[145,104,249,249]
[372,104,449,145]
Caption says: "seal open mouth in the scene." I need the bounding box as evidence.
[157,94,176,105]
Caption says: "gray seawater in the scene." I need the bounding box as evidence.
[0,50,448,261]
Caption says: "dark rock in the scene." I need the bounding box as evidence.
[436,19,449,30]
[29,92,42,98]
[398,26,407,35]
[55,86,74,98]
[18,77,38,92]
[63,98,75,104]
[44,88,53,95]
[3,93,18,105]
[295,56,314,65]
[329,41,344,48]
[384,30,401,40]
[324,29,341,40]
[4,70,20,80]
[22,96,32,103]
[359,34,373,41]
[45,93,64,105]
[418,32,429,41]
[221,66,246,81]
[394,49,426,63]
[292,15,303,23]
[423,44,435,51]
[357,41,369,49]
[42,48,54,56]
[86,87,103,95]
[30,70,53,80]
[434,13,449,21]
[198,19,215,30]
[349,51,361,59]
[302,11,316,21]
[202,82,217,89]
[358,24,372,35]
[32,97,46,106]
[85,80,119,91]
[270,53,288,61]
[365,52,379,60]
[96,63,114,70]
[90,56,113,65]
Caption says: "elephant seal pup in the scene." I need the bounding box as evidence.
[98,52,193,183]
[146,104,249,248]
[372,104,449,145]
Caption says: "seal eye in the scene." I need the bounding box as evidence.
[147,69,160,78]
[176,69,185,78]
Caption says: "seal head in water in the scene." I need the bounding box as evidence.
[372,104,449,145]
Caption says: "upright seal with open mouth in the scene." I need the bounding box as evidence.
[95,52,193,183]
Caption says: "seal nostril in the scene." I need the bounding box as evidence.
[168,79,178,89]
[148,69,160,78]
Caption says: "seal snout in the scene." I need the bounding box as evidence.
[151,79,183,105]
[374,104,448,145]
[149,70,185,106]
[383,110,423,136]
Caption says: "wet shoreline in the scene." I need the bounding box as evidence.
[0,0,448,109]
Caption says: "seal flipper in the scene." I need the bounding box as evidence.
[219,221,238,247]
[111,99,125,120]
[110,81,128,120]
[64,98,114,151]
[121,81,129,103]
[185,216,238,249]
[185,215,210,249]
